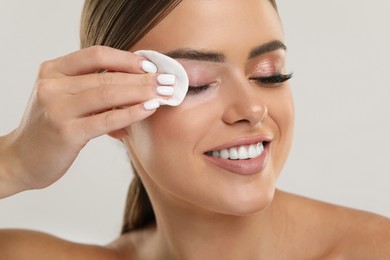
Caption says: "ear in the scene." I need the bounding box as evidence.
[107,129,127,140]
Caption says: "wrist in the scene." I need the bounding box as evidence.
[0,131,29,198]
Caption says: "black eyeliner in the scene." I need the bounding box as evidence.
[187,84,210,95]
[187,73,293,95]
[251,73,293,84]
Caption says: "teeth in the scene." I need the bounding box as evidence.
[212,151,220,157]
[208,142,265,160]
[238,146,248,160]
[229,147,239,160]
[220,149,229,159]
[256,142,264,154]
[248,145,257,159]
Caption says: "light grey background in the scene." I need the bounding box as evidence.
[0,1,389,245]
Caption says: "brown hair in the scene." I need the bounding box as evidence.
[80,0,278,234]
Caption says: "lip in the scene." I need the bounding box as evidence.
[204,142,270,175]
[203,135,273,175]
[205,135,273,152]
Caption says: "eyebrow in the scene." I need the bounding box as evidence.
[163,40,287,63]
[248,40,287,59]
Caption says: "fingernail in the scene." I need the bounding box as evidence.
[156,86,174,96]
[141,60,158,73]
[143,100,160,110]
[157,74,176,85]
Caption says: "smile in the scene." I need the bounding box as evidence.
[205,142,265,160]
[203,135,272,175]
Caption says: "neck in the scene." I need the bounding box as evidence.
[150,189,285,259]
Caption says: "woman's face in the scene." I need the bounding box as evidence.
[126,0,294,216]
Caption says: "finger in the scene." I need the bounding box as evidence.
[36,72,158,96]
[76,104,157,140]
[62,72,158,95]
[65,83,161,116]
[39,46,151,78]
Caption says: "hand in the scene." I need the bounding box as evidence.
[0,46,166,198]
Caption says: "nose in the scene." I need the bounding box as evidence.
[222,80,268,127]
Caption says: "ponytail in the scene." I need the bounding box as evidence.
[121,165,155,233]
[80,0,182,233]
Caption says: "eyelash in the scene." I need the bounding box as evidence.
[187,73,293,95]
[187,85,211,95]
[250,73,293,85]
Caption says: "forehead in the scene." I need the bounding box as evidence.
[131,0,283,59]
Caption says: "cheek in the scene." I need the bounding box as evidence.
[268,86,295,174]
[126,101,224,209]
[127,101,215,174]
[151,107,207,154]
[274,86,295,135]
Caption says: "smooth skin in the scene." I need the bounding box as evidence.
[0,46,166,198]
[1,0,390,259]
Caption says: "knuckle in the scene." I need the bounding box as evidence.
[43,104,60,125]
[63,120,88,145]
[103,112,116,128]
[88,45,109,63]
[97,85,113,102]
[98,72,113,87]
[35,79,53,102]
[140,74,156,87]
[41,104,80,143]
[38,60,55,78]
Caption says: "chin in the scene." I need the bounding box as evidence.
[212,186,276,217]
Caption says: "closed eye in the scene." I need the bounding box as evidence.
[187,73,293,95]
[187,84,212,95]
[250,73,293,86]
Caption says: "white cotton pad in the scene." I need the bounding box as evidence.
[135,50,189,106]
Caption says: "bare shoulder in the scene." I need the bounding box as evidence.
[332,204,390,258]
[277,190,390,258]
[108,225,157,260]
[0,229,121,260]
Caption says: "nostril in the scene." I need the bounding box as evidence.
[221,94,268,126]
[236,118,251,124]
